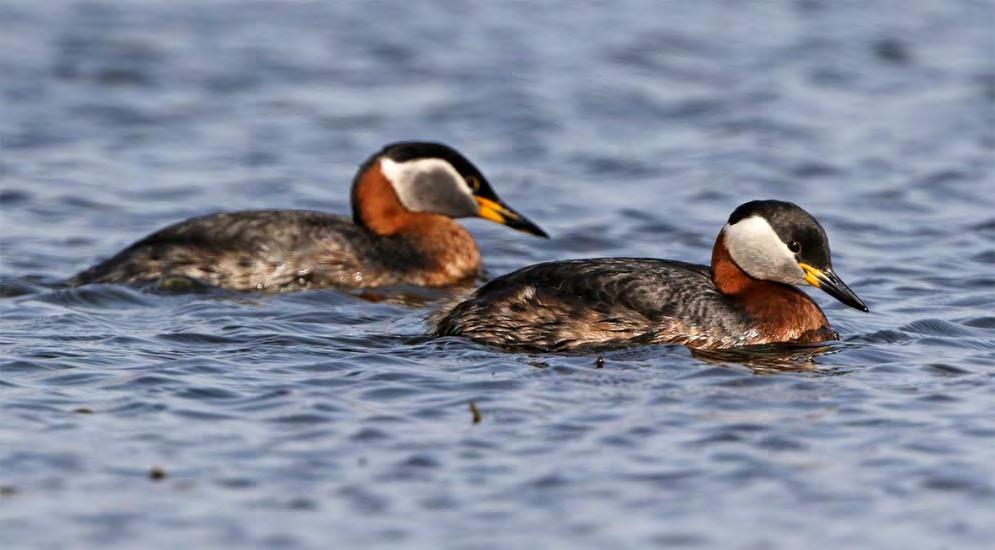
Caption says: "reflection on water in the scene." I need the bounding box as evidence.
[2,0,994,548]
[691,342,848,373]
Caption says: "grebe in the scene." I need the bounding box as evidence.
[432,200,867,351]
[68,142,547,292]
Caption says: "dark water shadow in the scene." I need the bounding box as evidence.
[691,342,855,375]
[423,334,856,374]
[0,273,473,310]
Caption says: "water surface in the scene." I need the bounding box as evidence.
[2,1,994,548]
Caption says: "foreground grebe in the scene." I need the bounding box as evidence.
[68,142,547,291]
[432,200,868,351]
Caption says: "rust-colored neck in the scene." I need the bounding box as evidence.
[711,232,754,296]
[351,162,481,286]
[711,230,833,344]
[353,162,422,237]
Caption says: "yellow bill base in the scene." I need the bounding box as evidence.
[799,263,824,288]
[476,197,514,224]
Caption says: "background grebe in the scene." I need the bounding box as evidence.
[67,142,547,291]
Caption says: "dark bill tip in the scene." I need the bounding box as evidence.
[476,196,549,238]
[819,270,869,312]
[505,214,549,238]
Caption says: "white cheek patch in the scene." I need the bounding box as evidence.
[380,157,479,218]
[723,216,806,285]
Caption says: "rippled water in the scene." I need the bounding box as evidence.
[2,0,994,548]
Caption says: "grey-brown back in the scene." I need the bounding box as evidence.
[67,210,431,291]
[431,258,757,351]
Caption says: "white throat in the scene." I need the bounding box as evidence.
[723,216,806,285]
[379,157,478,218]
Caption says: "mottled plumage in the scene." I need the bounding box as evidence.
[68,210,478,291]
[432,258,770,351]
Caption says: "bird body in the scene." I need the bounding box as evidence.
[68,142,547,291]
[432,200,866,351]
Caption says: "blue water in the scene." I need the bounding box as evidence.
[2,1,994,548]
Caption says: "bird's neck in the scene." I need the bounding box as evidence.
[352,163,481,285]
[711,231,833,343]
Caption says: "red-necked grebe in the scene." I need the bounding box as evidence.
[68,142,547,291]
[432,200,867,351]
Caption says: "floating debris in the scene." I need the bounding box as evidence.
[469,401,482,424]
[288,497,317,510]
[872,37,912,65]
[0,485,17,497]
[73,407,94,414]
[148,467,167,481]
[595,356,605,369]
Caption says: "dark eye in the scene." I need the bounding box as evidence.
[788,241,801,254]
[466,176,480,192]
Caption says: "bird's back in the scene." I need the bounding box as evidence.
[68,210,378,291]
[431,258,756,351]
